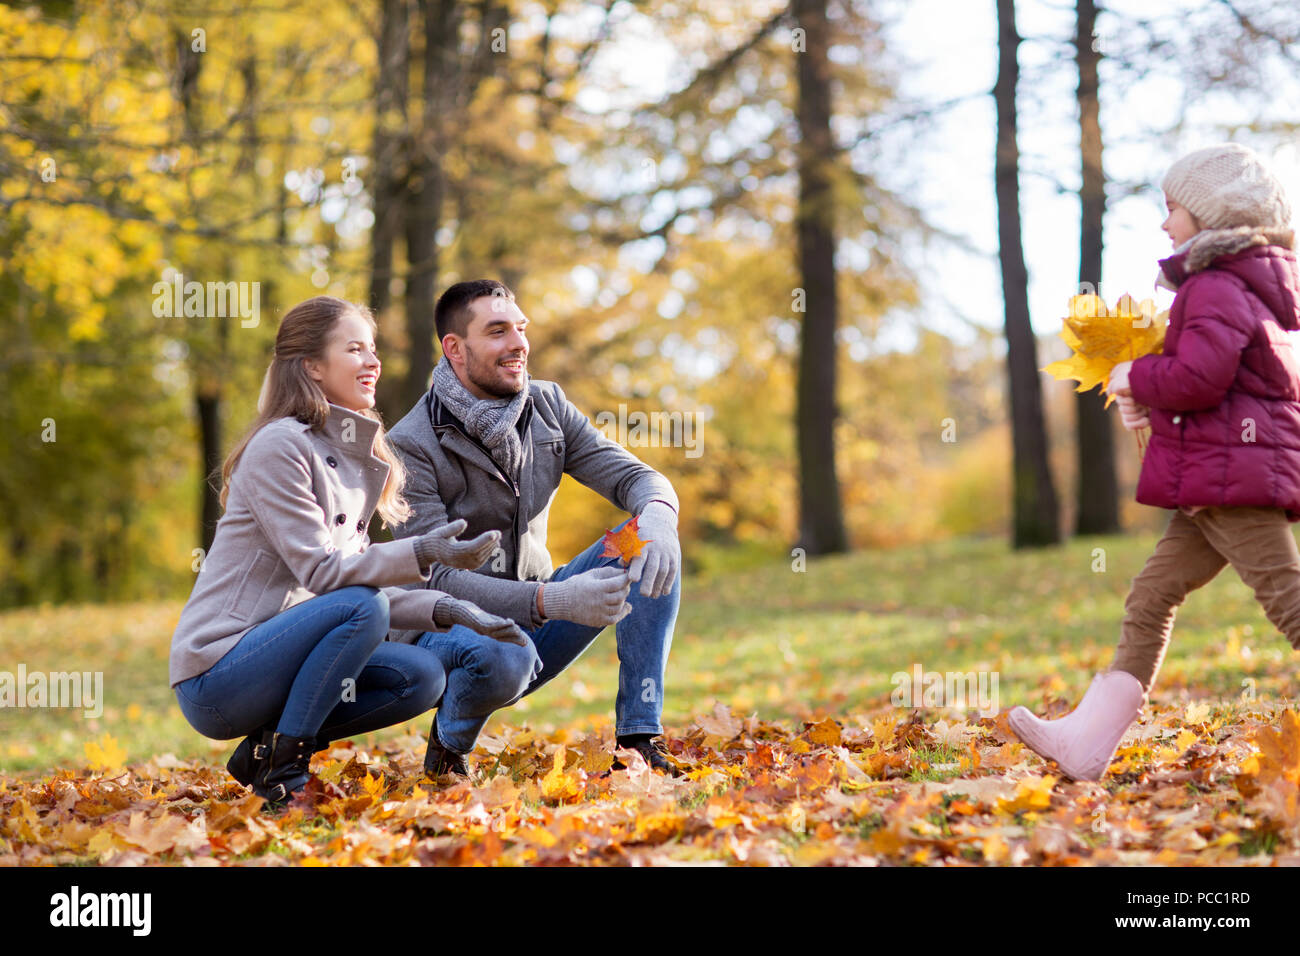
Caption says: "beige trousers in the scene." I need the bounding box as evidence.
[1113,507,1300,692]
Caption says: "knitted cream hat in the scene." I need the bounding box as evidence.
[1162,143,1292,231]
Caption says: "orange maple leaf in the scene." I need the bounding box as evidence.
[602,515,648,564]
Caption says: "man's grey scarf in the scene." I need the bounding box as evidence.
[432,356,528,478]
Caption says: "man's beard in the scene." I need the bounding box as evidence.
[464,344,526,398]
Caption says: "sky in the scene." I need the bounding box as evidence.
[885,0,1300,344]
[570,0,1300,356]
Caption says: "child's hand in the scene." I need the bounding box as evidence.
[1116,394,1150,431]
[1108,360,1134,397]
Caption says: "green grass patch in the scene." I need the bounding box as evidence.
[3,529,1296,776]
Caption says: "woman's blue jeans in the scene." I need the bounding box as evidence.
[175,586,445,742]
[417,519,679,754]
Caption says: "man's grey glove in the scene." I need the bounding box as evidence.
[433,596,529,646]
[413,519,500,571]
[627,501,679,598]
[541,566,632,627]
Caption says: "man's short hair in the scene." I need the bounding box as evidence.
[434,279,515,341]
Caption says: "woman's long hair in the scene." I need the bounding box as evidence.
[219,295,413,528]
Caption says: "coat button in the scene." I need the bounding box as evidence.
[1172,415,1181,424]
[335,513,347,525]
[326,456,338,468]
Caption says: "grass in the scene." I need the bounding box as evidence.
[2,528,1297,777]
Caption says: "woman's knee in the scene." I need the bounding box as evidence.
[335,585,390,639]
[174,682,239,739]
[409,653,447,711]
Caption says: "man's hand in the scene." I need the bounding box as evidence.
[414,519,500,571]
[1108,360,1134,397]
[1116,394,1151,431]
[541,566,632,627]
[433,596,529,646]
[627,501,679,598]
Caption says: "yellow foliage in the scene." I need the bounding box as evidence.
[1043,293,1168,405]
[84,733,127,772]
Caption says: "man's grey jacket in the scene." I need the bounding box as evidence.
[386,378,678,634]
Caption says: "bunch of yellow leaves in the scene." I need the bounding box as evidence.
[1042,293,1168,457]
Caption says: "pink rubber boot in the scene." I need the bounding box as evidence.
[1007,671,1145,781]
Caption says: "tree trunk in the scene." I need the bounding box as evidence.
[1074,0,1119,535]
[995,0,1060,548]
[792,0,847,556]
[370,0,411,422]
[197,391,222,553]
[396,0,457,414]
[175,28,227,554]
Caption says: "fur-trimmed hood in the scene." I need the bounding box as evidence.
[1180,225,1295,274]
[1157,225,1299,331]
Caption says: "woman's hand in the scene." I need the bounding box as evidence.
[433,597,529,646]
[413,519,500,570]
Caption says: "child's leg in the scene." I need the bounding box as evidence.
[1010,511,1225,781]
[1192,507,1300,650]
[1114,510,1228,692]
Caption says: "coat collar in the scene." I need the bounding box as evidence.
[316,403,383,463]
[1158,225,1297,289]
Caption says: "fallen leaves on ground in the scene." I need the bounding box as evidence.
[4,700,1300,866]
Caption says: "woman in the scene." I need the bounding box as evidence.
[169,295,527,805]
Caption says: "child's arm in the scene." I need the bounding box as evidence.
[1129,278,1252,412]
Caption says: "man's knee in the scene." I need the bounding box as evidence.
[465,639,541,702]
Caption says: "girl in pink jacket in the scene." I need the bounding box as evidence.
[1010,144,1300,780]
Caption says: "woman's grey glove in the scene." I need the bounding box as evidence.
[541,566,632,627]
[413,519,500,572]
[433,596,529,646]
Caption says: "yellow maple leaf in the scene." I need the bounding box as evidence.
[361,771,385,804]
[86,829,121,862]
[1043,293,1168,407]
[540,747,582,802]
[982,833,1010,863]
[84,732,126,772]
[996,775,1057,814]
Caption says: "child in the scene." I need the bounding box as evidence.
[1009,143,1300,780]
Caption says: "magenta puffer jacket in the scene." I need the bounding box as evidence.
[1129,226,1300,519]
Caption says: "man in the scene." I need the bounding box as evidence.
[387,279,682,776]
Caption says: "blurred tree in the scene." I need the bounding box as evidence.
[0,1,373,602]
[995,0,1060,547]
[1072,0,1119,536]
[792,0,847,555]
[544,0,926,557]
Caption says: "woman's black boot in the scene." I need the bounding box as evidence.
[228,730,328,788]
[252,731,317,806]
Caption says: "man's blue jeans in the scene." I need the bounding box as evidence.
[175,586,445,742]
[417,520,680,754]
